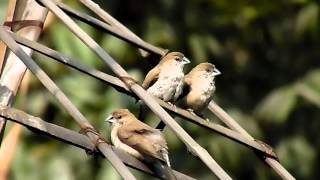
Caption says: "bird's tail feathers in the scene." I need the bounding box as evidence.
[150,160,177,180]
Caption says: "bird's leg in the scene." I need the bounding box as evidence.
[187,108,197,116]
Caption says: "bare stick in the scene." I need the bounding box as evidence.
[0,105,195,180]
[0,27,136,180]
[79,0,153,57]
[208,102,295,180]
[8,31,277,158]
[38,0,232,179]
[54,1,165,57]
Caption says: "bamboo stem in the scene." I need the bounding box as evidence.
[0,0,48,144]
[37,0,231,179]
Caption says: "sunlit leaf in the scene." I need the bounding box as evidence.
[277,135,315,178]
[295,3,318,37]
[255,85,298,123]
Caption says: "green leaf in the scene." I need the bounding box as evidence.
[255,85,298,124]
[277,135,315,178]
[295,3,319,37]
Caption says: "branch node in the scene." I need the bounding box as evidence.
[79,126,107,155]
[254,139,279,161]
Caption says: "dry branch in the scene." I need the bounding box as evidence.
[7,31,277,159]
[208,102,295,180]
[0,27,136,180]
[34,0,233,179]
[54,1,165,57]
[0,105,195,180]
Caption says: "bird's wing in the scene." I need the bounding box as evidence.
[175,76,191,102]
[118,121,168,162]
[142,66,160,89]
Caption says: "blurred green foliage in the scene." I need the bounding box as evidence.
[2,0,320,179]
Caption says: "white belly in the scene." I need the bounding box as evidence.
[147,70,184,101]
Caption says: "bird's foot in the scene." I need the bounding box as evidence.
[187,108,197,116]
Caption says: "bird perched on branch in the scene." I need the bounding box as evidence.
[139,52,190,120]
[179,63,221,117]
[106,109,176,180]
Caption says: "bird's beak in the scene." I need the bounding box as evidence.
[212,68,221,76]
[105,115,116,123]
[182,57,191,65]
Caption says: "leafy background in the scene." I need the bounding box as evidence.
[1,0,320,179]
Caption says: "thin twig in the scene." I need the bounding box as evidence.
[8,31,277,159]
[0,27,136,180]
[208,102,295,180]
[55,1,165,57]
[0,105,195,180]
[37,0,232,179]
[79,0,153,57]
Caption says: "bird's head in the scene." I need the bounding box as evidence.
[159,52,190,68]
[192,63,221,78]
[105,109,135,126]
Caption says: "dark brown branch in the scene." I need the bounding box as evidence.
[7,31,277,159]
[0,105,195,180]
[37,0,231,179]
[0,27,136,180]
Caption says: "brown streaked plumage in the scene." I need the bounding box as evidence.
[179,63,221,116]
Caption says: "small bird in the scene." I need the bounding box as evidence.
[139,52,190,120]
[142,52,190,102]
[179,63,221,116]
[106,109,176,180]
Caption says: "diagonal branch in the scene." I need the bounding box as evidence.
[54,1,165,57]
[0,27,136,180]
[7,31,277,159]
[208,102,295,180]
[0,105,195,180]
[37,0,232,179]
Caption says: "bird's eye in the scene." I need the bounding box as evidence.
[117,115,122,119]
[206,68,211,72]
[175,57,181,61]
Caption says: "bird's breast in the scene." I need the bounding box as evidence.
[111,126,143,159]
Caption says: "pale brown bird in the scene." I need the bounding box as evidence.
[142,52,190,102]
[106,109,176,179]
[179,63,221,116]
[140,52,190,120]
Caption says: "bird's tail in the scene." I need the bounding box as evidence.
[150,160,177,180]
[138,101,149,121]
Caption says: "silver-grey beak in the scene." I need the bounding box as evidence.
[182,57,191,64]
[212,68,221,76]
[105,115,115,123]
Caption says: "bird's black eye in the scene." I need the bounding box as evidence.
[117,115,122,119]
[175,57,181,61]
[206,68,211,73]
